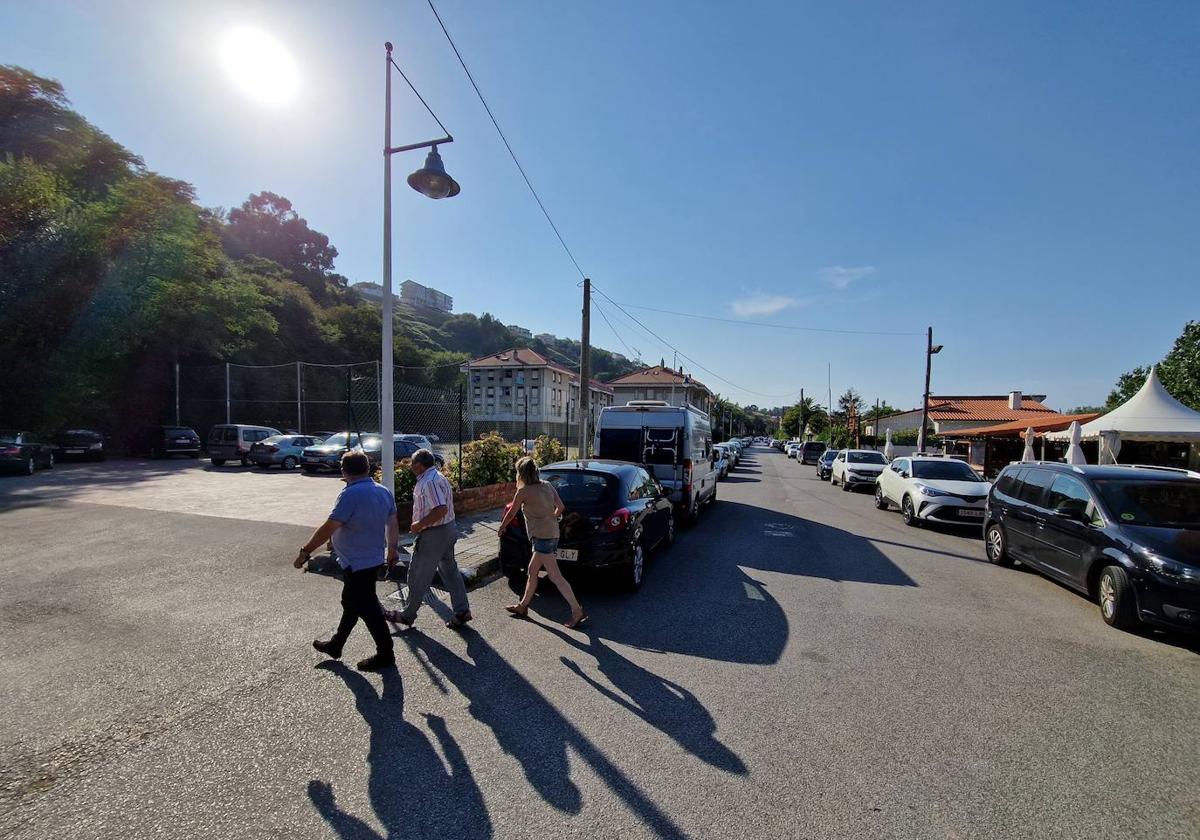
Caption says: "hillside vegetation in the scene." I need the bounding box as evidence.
[0,66,635,433]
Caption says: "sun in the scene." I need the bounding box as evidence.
[219,26,300,106]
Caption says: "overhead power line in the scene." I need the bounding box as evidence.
[613,302,926,337]
[427,0,586,279]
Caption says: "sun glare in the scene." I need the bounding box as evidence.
[219,26,300,106]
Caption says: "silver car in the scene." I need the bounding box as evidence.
[249,435,320,470]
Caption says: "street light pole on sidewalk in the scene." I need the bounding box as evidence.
[381,41,459,494]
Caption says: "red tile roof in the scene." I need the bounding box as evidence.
[925,395,1056,424]
[466,348,574,376]
[608,365,711,394]
[940,412,1101,438]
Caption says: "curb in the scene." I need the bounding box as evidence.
[461,555,501,589]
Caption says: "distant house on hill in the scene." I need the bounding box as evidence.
[350,282,397,305]
[507,324,533,339]
[607,364,713,412]
[400,280,453,313]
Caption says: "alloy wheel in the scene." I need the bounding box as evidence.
[1099,573,1116,620]
[282,456,298,470]
[631,543,644,585]
[24,457,34,476]
[987,527,1003,561]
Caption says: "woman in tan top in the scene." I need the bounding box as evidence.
[499,457,586,628]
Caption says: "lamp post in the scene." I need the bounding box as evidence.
[917,326,944,454]
[381,41,459,494]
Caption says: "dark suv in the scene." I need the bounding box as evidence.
[983,462,1200,633]
[127,426,202,459]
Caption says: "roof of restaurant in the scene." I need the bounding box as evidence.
[940,412,1102,438]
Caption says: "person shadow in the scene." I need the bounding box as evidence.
[540,625,747,775]
[307,662,493,840]
[401,627,689,840]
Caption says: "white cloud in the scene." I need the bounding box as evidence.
[820,265,877,290]
[731,294,801,318]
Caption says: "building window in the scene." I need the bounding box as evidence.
[502,386,511,396]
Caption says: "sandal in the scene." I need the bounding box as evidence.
[564,610,588,629]
[504,604,529,618]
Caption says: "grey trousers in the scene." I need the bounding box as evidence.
[399,522,469,620]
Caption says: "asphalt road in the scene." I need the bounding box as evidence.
[1,447,1197,839]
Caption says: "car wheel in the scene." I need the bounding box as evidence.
[841,477,851,492]
[708,483,717,505]
[622,540,646,592]
[239,456,249,467]
[211,458,226,467]
[282,456,298,470]
[45,452,54,470]
[23,457,34,476]
[985,523,1012,566]
[902,495,920,527]
[1098,565,1139,630]
[874,486,889,510]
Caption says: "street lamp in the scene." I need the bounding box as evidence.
[381,41,460,495]
[917,327,943,454]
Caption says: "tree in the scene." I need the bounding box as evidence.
[222,191,341,301]
[1106,322,1200,411]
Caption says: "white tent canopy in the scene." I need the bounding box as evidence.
[1046,366,1200,443]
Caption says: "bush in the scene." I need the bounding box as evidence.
[373,458,419,505]
[445,431,522,490]
[532,434,566,467]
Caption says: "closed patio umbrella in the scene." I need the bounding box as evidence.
[884,428,895,460]
[1022,427,1036,462]
[1065,421,1087,465]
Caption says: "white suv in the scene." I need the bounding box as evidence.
[874,455,991,526]
[830,449,887,490]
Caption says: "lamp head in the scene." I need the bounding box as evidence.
[407,145,460,199]
[931,344,944,354]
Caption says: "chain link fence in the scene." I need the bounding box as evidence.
[176,361,584,460]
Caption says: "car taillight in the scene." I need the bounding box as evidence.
[683,459,693,491]
[603,508,631,533]
[1,446,20,456]
[262,444,278,453]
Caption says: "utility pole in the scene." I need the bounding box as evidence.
[799,387,805,440]
[380,43,396,494]
[174,362,181,426]
[918,327,943,454]
[296,362,303,433]
[225,362,231,424]
[577,278,591,458]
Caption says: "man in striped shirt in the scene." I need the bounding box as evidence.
[384,448,472,628]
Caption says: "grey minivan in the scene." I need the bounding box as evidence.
[208,424,282,466]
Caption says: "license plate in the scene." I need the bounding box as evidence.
[66,449,84,454]
[175,439,189,444]
[958,509,984,519]
[305,456,321,463]
[555,548,579,562]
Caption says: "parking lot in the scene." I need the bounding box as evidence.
[0,457,345,527]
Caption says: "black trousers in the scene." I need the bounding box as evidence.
[332,564,393,655]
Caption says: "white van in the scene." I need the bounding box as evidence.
[594,401,719,522]
[207,424,282,466]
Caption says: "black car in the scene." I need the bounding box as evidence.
[301,433,442,473]
[499,460,675,591]
[983,462,1200,633]
[816,449,838,480]
[0,430,55,475]
[54,429,107,461]
[127,425,202,458]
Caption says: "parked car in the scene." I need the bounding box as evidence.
[712,444,731,479]
[498,460,675,591]
[398,434,434,451]
[128,425,202,459]
[595,401,719,523]
[249,434,321,470]
[53,429,107,461]
[0,430,55,475]
[830,449,888,491]
[798,441,827,465]
[983,462,1200,633]
[309,431,338,442]
[816,448,838,480]
[875,455,990,526]
[301,433,442,473]
[785,439,803,459]
[207,424,282,466]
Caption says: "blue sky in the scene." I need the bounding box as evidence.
[3,0,1197,411]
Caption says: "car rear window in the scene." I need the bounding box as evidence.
[542,471,620,509]
[165,427,195,437]
[1094,479,1200,528]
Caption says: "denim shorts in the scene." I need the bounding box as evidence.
[531,537,559,555]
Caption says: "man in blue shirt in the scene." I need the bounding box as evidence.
[295,451,399,671]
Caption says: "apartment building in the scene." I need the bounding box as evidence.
[464,348,614,424]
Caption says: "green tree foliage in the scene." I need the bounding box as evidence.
[781,397,829,438]
[532,434,566,467]
[1106,321,1200,411]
